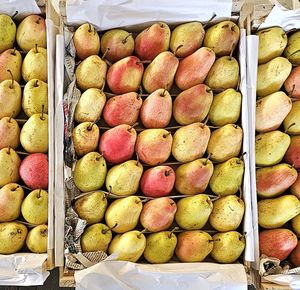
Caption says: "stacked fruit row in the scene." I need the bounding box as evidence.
[0,14,49,254]
[68,20,247,264]
[255,28,300,267]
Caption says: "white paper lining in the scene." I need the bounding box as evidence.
[0,0,41,19]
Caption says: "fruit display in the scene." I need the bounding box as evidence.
[64,18,248,266]
[255,28,300,268]
[0,13,49,254]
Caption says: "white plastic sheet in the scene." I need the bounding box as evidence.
[0,0,41,18]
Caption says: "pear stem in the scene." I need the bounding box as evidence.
[168,227,179,238]
[203,116,209,125]
[136,153,140,166]
[40,104,45,121]
[102,223,118,234]
[8,113,13,123]
[7,146,11,155]
[203,13,217,28]
[289,84,296,98]
[229,44,235,58]
[12,11,18,19]
[164,169,173,176]
[122,33,133,44]
[211,195,221,202]
[35,43,38,53]
[163,132,171,138]
[87,120,97,131]
[160,89,167,97]
[136,60,151,65]
[137,86,143,99]
[88,23,92,33]
[127,122,139,132]
[34,79,39,87]
[288,49,300,58]
[102,48,110,60]
[204,154,211,165]
[174,44,183,56]
[239,187,243,199]
[7,70,14,88]
[11,47,16,56]
[137,229,147,239]
[285,122,296,133]
[100,78,106,92]
[37,189,41,198]
[239,152,247,160]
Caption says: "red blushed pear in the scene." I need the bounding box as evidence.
[103,92,142,127]
[140,89,172,128]
[291,173,300,199]
[0,48,22,83]
[259,229,297,261]
[290,241,300,266]
[285,136,300,169]
[175,47,215,91]
[135,22,171,61]
[99,124,137,164]
[135,129,173,166]
[107,56,144,94]
[284,66,300,99]
[140,166,175,198]
[173,84,213,125]
[140,197,177,232]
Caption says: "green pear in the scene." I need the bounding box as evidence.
[209,89,241,126]
[257,27,287,64]
[257,57,292,97]
[0,183,24,222]
[75,55,107,91]
[0,222,27,254]
[209,157,244,196]
[105,196,142,233]
[74,88,106,123]
[22,79,48,117]
[211,231,245,263]
[20,113,48,153]
[255,130,290,166]
[26,224,48,253]
[22,45,47,82]
[209,195,245,232]
[0,117,20,149]
[81,223,112,253]
[0,147,21,186]
[74,152,107,192]
[106,160,143,196]
[108,230,146,262]
[0,78,21,118]
[284,101,300,135]
[143,230,177,263]
[74,191,108,225]
[0,14,16,53]
[292,214,300,236]
[72,122,100,156]
[175,194,213,230]
[284,31,300,65]
[207,124,243,162]
[258,195,300,229]
[0,48,22,82]
[256,91,292,133]
[21,189,48,224]
[205,56,239,90]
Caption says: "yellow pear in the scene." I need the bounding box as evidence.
[283,101,300,135]
[0,147,21,186]
[284,31,300,65]
[0,14,16,53]
[26,224,48,253]
[292,214,300,236]
[0,117,20,149]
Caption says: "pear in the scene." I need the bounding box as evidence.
[0,147,21,186]
[0,183,24,222]
[256,163,297,198]
[284,31,300,65]
[284,101,300,135]
[209,195,245,232]
[172,123,210,163]
[101,29,134,62]
[284,66,300,99]
[108,230,146,262]
[0,78,22,118]
[26,224,48,253]
[142,51,179,93]
[292,214,300,236]
[16,15,46,52]
[22,79,48,117]
[105,196,142,233]
[170,22,205,57]
[285,136,300,169]
[175,158,214,195]
[257,27,287,64]
[209,89,241,126]
[81,223,112,252]
[74,88,106,123]
[211,231,245,263]
[0,222,27,254]
[258,195,300,229]
[0,14,16,53]
[255,131,290,166]
[0,117,20,149]
[140,89,172,128]
[135,129,172,165]
[173,84,213,125]
[205,56,239,90]
[175,230,213,262]
[72,122,99,156]
[0,48,22,82]
[257,57,292,97]
[74,191,108,225]
[175,194,213,230]
[144,231,177,264]
[73,23,100,60]
[105,160,143,196]
[135,22,170,61]
[207,124,243,162]
[256,91,292,133]
[75,55,107,91]
[21,189,48,225]
[20,113,48,153]
[291,241,300,267]
[74,152,107,192]
[22,45,47,82]
[291,174,300,199]
[209,157,244,196]
[203,20,240,56]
